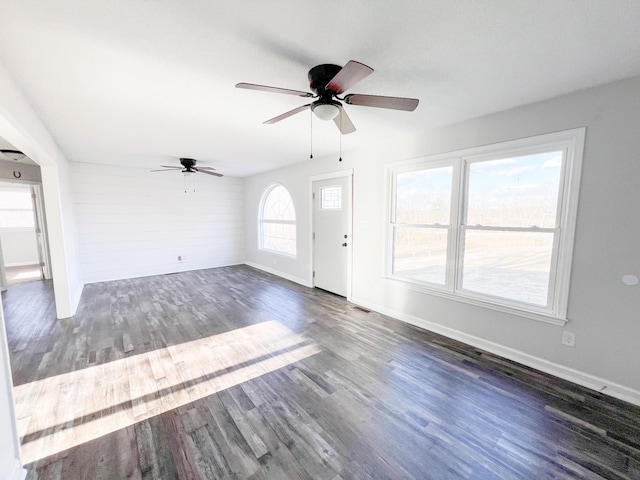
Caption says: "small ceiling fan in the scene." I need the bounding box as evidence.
[151,158,223,177]
[236,60,419,134]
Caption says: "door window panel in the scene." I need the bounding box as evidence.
[320,186,341,210]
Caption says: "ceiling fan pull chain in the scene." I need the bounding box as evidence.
[309,108,313,159]
[338,110,343,162]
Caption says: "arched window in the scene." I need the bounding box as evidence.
[260,184,296,256]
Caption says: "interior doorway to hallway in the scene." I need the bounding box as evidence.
[0,181,51,291]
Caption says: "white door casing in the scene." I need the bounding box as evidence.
[31,184,52,280]
[312,172,352,298]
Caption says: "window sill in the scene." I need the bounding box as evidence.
[387,276,568,326]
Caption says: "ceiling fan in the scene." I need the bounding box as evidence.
[151,158,223,177]
[236,60,419,134]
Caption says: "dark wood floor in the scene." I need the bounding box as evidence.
[2,265,639,479]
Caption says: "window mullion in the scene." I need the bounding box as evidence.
[449,157,464,293]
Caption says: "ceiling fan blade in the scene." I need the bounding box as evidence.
[198,170,223,177]
[264,104,311,124]
[344,94,419,111]
[333,106,356,134]
[159,165,183,169]
[196,166,217,171]
[236,82,313,97]
[150,167,181,172]
[326,60,374,94]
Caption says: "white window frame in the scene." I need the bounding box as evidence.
[386,128,585,325]
[259,183,297,258]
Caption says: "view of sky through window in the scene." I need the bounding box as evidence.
[466,151,562,228]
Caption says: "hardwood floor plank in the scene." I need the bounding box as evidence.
[240,402,317,480]
[217,389,269,459]
[198,398,261,478]
[161,409,200,480]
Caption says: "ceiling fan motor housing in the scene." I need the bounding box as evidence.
[180,157,197,172]
[308,64,341,97]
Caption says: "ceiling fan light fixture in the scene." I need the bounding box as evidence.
[311,102,340,121]
[183,170,195,177]
[238,60,419,135]
[0,149,26,161]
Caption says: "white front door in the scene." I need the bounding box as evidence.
[313,175,351,297]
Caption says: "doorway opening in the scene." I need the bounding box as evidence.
[0,181,51,291]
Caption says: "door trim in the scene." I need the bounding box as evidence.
[309,169,353,300]
[31,184,52,280]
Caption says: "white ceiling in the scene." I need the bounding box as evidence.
[1,1,640,177]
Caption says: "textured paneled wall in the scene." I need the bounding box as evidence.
[71,162,244,283]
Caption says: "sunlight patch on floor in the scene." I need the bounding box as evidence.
[13,320,321,463]
[6,265,41,284]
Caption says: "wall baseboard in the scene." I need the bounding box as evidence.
[244,261,313,288]
[82,261,246,285]
[351,296,640,407]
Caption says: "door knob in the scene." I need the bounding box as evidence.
[342,243,347,247]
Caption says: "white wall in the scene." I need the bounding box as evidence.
[71,162,245,283]
[0,59,82,478]
[0,300,26,480]
[0,60,83,319]
[0,230,38,266]
[245,75,640,405]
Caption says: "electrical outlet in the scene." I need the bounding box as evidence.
[561,331,576,347]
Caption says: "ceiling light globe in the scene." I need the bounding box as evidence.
[312,103,340,121]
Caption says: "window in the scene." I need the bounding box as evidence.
[260,184,296,257]
[388,129,584,322]
[393,165,452,285]
[320,185,342,210]
[0,186,35,229]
